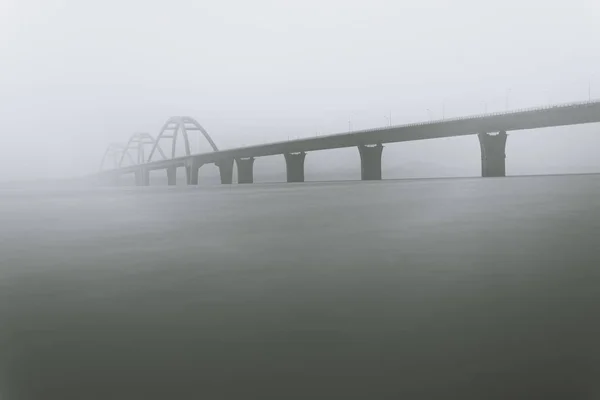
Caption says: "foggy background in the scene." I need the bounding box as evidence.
[1,0,599,183]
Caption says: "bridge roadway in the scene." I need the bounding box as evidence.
[100,99,600,185]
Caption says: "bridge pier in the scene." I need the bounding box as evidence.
[185,158,202,185]
[135,167,150,186]
[236,157,255,184]
[217,158,234,184]
[358,144,383,180]
[284,152,306,183]
[186,166,199,185]
[478,131,508,177]
[166,167,177,186]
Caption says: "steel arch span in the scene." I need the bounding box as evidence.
[99,143,135,171]
[147,116,218,162]
[118,133,166,167]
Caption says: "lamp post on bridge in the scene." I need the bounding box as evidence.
[506,88,511,110]
[348,112,356,132]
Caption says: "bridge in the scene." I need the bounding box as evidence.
[97,99,600,186]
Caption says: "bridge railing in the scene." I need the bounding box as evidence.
[315,98,600,139]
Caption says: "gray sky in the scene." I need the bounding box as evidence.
[1,0,599,181]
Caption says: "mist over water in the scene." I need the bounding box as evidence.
[1,175,599,398]
[2,0,600,182]
[2,0,600,398]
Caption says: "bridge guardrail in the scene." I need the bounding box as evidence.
[315,98,600,139]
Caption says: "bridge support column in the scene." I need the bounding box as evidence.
[358,144,383,180]
[186,158,202,185]
[186,166,199,185]
[166,167,177,186]
[135,167,150,186]
[217,158,234,184]
[236,157,255,184]
[478,131,508,177]
[284,152,306,183]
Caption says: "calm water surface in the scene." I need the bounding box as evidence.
[1,176,599,399]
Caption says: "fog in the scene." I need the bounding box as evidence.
[1,0,599,182]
